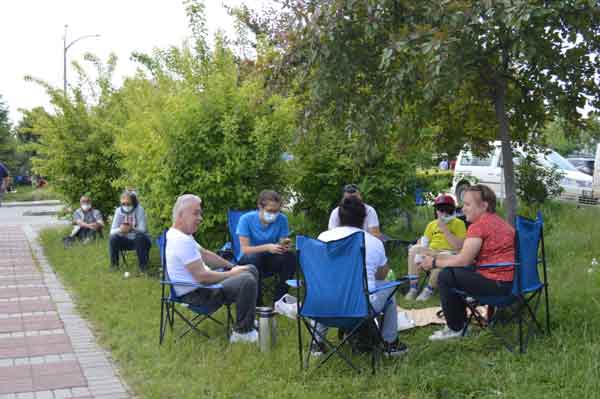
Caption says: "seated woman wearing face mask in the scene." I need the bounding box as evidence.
[237,190,296,306]
[404,194,467,302]
[109,190,152,272]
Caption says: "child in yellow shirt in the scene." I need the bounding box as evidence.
[405,194,466,301]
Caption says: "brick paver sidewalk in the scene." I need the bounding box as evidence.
[0,226,131,399]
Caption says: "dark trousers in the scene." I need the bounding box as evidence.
[74,227,102,241]
[109,233,151,271]
[238,251,296,305]
[180,265,259,333]
[438,268,513,331]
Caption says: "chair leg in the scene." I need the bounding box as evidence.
[159,300,166,345]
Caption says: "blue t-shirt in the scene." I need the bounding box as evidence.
[0,162,8,179]
[236,210,289,246]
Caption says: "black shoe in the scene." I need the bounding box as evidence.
[63,236,75,248]
[384,339,408,358]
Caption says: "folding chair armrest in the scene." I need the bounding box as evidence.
[161,280,223,290]
[476,262,517,269]
[286,279,302,288]
[368,278,409,295]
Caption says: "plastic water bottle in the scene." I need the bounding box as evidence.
[588,258,598,274]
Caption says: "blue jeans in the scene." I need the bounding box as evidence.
[238,251,296,305]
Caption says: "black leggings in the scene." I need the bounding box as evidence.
[438,268,512,331]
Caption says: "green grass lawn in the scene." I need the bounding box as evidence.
[38,203,600,399]
[5,185,60,202]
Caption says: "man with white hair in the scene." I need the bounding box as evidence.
[166,194,259,343]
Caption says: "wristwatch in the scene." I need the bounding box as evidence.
[432,257,437,269]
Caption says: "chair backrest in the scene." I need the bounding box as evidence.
[227,209,252,262]
[297,232,370,329]
[157,228,178,300]
[513,212,544,296]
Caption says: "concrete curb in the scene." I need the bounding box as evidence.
[2,200,63,208]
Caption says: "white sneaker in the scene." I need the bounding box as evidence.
[230,329,258,344]
[404,288,418,300]
[416,287,434,301]
[428,326,465,341]
[274,294,298,320]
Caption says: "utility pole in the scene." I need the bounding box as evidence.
[63,24,100,95]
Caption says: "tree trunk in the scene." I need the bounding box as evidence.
[494,80,517,225]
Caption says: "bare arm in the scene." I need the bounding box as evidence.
[368,226,382,239]
[200,248,234,270]
[437,221,465,251]
[375,264,390,280]
[421,237,482,270]
[239,235,285,255]
[185,259,249,285]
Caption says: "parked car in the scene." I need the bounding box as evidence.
[566,157,595,176]
[452,142,597,205]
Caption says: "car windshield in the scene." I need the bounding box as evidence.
[541,151,578,171]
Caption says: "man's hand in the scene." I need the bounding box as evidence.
[120,223,131,234]
[266,244,286,254]
[228,265,251,276]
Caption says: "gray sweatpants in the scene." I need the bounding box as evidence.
[181,265,259,333]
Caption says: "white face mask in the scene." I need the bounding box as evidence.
[122,205,133,213]
[263,211,279,223]
[440,214,455,224]
[81,204,91,211]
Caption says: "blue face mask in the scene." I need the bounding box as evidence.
[263,211,279,223]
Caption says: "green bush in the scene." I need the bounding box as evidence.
[25,55,124,216]
[115,38,297,246]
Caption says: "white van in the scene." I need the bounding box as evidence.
[452,142,597,205]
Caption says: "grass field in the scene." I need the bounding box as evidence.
[38,203,600,399]
[4,185,60,202]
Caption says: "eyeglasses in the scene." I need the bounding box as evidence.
[343,184,359,194]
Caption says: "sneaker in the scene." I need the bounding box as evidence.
[416,287,434,302]
[384,339,409,357]
[230,329,259,344]
[274,294,298,320]
[309,341,328,357]
[404,288,418,300]
[428,326,465,341]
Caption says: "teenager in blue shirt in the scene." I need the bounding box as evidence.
[237,190,296,305]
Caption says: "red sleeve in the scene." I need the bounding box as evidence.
[467,220,487,239]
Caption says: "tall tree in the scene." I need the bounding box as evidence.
[247,0,600,223]
[385,1,600,223]
[0,94,17,172]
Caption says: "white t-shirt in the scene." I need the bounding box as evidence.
[317,226,387,292]
[328,203,380,232]
[166,228,204,297]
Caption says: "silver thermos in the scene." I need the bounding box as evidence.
[256,307,277,352]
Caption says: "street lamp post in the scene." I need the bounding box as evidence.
[63,24,100,95]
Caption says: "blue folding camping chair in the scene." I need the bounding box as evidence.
[452,212,550,353]
[293,232,408,373]
[226,209,252,263]
[158,229,232,344]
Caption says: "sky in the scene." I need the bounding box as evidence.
[0,0,268,124]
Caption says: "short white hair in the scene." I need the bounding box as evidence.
[172,194,202,223]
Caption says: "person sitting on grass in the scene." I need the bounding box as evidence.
[328,184,382,238]
[64,194,104,246]
[166,194,259,343]
[420,184,515,341]
[109,190,152,272]
[237,190,296,306]
[313,196,408,357]
[405,194,466,301]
